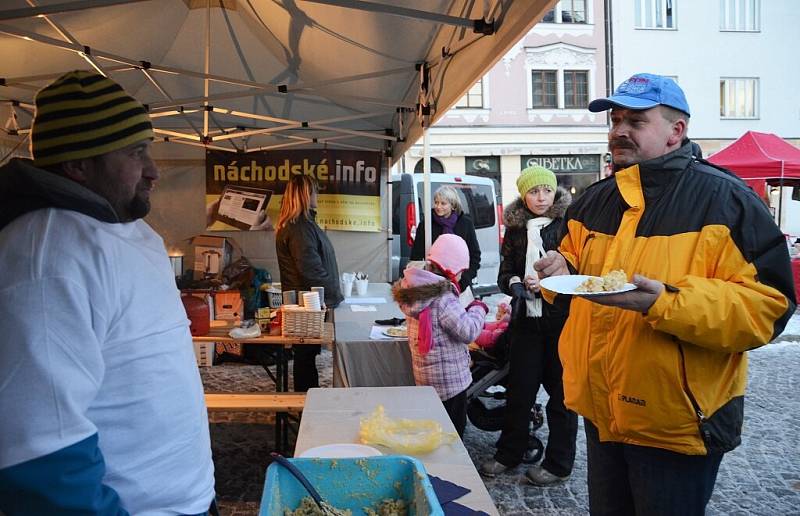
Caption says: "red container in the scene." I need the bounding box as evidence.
[182,294,210,336]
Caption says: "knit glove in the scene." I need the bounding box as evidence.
[466,299,489,314]
[510,281,530,321]
[510,281,531,300]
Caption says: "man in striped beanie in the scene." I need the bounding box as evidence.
[0,71,216,514]
[30,70,158,222]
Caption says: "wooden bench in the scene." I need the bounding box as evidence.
[205,392,306,412]
[205,392,306,453]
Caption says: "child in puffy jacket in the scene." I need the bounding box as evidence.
[392,234,489,436]
[475,302,510,349]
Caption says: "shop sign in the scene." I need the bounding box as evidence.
[466,156,501,174]
[521,154,601,173]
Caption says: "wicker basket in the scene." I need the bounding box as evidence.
[281,308,325,338]
[266,288,283,308]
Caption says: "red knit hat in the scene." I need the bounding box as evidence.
[427,234,469,285]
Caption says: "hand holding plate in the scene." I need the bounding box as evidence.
[585,274,664,313]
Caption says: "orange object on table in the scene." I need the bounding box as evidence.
[214,291,243,322]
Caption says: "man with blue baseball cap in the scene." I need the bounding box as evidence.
[589,73,690,115]
[534,73,796,515]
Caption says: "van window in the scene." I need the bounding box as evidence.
[391,180,401,234]
[416,181,496,229]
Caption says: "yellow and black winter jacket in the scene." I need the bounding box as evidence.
[555,140,796,455]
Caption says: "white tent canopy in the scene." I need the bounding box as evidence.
[1,0,552,159]
[0,0,552,282]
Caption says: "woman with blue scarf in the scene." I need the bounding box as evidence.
[410,185,481,293]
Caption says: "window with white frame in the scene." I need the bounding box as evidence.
[719,78,758,119]
[541,0,588,24]
[563,71,589,108]
[635,0,676,29]
[455,80,484,108]
[720,0,759,31]
[530,69,590,110]
[531,70,558,108]
[526,44,596,111]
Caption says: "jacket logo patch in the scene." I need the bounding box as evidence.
[618,394,647,407]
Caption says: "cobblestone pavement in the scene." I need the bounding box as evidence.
[204,308,800,515]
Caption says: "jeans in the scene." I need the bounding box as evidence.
[293,344,321,392]
[494,315,577,477]
[584,419,723,516]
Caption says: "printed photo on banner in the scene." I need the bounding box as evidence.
[205,149,383,232]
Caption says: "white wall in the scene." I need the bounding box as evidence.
[611,0,800,139]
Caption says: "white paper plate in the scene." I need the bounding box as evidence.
[540,275,637,296]
[297,443,382,458]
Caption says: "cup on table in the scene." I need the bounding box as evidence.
[282,290,297,305]
[302,291,322,311]
[297,291,310,307]
[355,279,368,296]
[311,286,325,308]
[341,278,354,297]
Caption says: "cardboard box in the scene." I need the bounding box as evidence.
[193,342,214,367]
[214,291,243,322]
[192,235,233,280]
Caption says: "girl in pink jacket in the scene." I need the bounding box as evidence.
[392,234,488,436]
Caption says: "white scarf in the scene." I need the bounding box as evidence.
[525,217,552,317]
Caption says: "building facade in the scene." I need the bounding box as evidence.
[403,0,799,236]
[609,0,800,233]
[403,0,610,206]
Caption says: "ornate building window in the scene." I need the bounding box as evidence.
[525,44,596,112]
[455,80,485,109]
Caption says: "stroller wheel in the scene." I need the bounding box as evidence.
[467,398,505,432]
[522,435,544,464]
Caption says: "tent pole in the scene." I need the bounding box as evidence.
[423,125,432,258]
[203,0,211,140]
[778,161,785,231]
[386,154,393,282]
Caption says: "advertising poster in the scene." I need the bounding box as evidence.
[205,149,382,232]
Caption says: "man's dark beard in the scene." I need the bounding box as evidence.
[128,195,150,221]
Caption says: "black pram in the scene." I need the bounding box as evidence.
[466,328,545,464]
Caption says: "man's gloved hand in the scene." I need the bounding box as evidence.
[510,281,528,300]
[509,281,529,321]
[466,299,489,314]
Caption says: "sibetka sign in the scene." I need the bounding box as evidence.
[521,154,601,173]
[205,149,382,232]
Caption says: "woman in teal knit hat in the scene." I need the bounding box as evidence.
[479,165,578,487]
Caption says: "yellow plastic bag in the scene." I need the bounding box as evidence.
[359,405,458,455]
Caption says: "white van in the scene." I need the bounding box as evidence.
[390,173,502,297]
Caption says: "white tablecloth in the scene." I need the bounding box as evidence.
[332,282,415,387]
[295,386,499,515]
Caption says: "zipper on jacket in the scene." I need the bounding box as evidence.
[582,233,596,251]
[677,341,706,423]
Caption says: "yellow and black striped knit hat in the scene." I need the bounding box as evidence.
[31,70,154,167]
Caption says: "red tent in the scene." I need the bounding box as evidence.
[709,131,800,197]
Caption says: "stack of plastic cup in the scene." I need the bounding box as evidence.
[302,291,322,311]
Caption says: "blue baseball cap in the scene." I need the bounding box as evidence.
[588,73,690,116]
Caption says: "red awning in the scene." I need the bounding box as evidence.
[708,131,800,184]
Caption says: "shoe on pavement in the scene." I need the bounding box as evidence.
[479,459,512,477]
[525,465,569,486]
